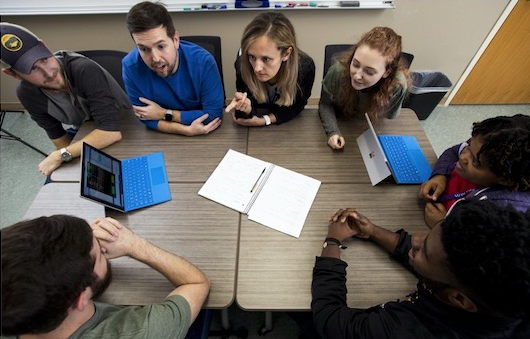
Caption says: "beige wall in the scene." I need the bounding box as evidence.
[1,1,509,106]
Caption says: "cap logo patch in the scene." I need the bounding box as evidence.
[2,34,23,52]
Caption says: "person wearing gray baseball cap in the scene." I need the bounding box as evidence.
[0,23,53,75]
[1,22,131,177]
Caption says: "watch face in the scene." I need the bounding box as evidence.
[61,149,72,162]
[165,110,173,121]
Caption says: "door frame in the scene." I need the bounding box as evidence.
[444,0,518,106]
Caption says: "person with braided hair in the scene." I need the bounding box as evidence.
[418,114,530,228]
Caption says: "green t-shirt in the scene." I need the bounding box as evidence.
[2,295,191,339]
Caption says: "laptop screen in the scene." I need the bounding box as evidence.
[81,143,125,210]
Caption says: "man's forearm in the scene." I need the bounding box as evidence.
[39,129,121,176]
[67,129,122,158]
[129,237,209,291]
[157,121,190,135]
[128,236,210,321]
[51,135,72,149]
[367,224,401,253]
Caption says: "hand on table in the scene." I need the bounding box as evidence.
[186,114,222,135]
[328,208,374,241]
[133,97,164,121]
[327,135,345,150]
[38,151,62,176]
[232,115,269,127]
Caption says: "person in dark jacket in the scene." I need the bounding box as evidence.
[1,22,130,176]
[418,114,530,227]
[226,12,315,127]
[312,199,530,339]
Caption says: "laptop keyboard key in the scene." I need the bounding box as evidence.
[122,157,154,209]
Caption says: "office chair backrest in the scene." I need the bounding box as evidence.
[76,50,127,90]
[323,44,415,78]
[181,36,225,100]
[323,44,353,78]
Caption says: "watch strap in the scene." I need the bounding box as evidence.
[323,237,347,250]
[263,115,271,126]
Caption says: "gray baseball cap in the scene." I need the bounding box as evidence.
[0,22,53,75]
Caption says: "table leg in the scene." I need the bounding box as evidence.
[257,311,273,336]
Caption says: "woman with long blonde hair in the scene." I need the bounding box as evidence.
[226,12,315,127]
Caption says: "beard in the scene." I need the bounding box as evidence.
[40,70,67,91]
[91,261,113,299]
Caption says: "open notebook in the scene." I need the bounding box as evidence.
[199,149,321,238]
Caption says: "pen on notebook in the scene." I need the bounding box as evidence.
[251,168,266,193]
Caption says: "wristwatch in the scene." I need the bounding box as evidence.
[60,147,73,162]
[164,109,173,122]
[323,237,347,250]
[263,115,271,126]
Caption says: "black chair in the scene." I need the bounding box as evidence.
[181,36,225,100]
[323,44,353,78]
[323,44,414,78]
[76,50,127,90]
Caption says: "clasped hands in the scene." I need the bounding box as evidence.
[327,208,374,243]
[90,217,139,259]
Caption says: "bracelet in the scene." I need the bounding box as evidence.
[323,237,347,250]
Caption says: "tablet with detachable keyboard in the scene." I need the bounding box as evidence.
[356,113,432,186]
[80,142,171,212]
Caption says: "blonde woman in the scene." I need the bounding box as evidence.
[226,12,315,127]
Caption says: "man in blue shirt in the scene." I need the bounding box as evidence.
[123,1,224,136]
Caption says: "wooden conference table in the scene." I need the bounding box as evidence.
[237,109,438,313]
[22,182,239,309]
[29,108,437,314]
[50,109,248,183]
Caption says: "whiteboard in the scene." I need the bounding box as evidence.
[0,1,394,15]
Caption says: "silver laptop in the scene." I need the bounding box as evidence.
[80,142,171,212]
[357,113,432,186]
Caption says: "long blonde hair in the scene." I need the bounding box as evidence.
[240,12,299,106]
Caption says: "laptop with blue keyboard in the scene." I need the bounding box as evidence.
[356,113,432,186]
[80,142,171,212]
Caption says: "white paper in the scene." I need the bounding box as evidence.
[199,149,321,238]
[199,149,271,212]
[247,165,321,238]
